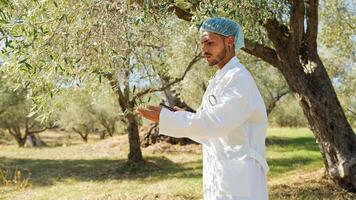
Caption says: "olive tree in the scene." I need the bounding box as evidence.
[0,74,47,147]
[53,79,124,142]
[0,0,200,164]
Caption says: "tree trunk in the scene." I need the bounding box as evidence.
[242,4,356,190]
[82,135,88,143]
[24,133,46,147]
[263,17,356,190]
[105,72,145,164]
[99,116,116,137]
[7,127,26,147]
[126,111,144,163]
[99,131,106,140]
[16,136,26,147]
[17,138,26,147]
[24,121,47,147]
[279,53,356,191]
[72,128,88,142]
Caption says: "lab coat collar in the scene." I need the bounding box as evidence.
[213,56,240,81]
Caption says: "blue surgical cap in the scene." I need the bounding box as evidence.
[200,17,245,50]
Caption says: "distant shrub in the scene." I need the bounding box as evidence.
[269,95,308,127]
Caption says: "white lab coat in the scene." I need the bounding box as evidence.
[159,56,269,200]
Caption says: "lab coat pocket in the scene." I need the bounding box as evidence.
[220,158,251,197]
[207,94,218,106]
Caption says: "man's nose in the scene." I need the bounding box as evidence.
[201,45,208,55]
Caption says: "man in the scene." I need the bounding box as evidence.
[136,17,269,200]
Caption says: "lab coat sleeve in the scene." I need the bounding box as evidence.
[159,72,254,140]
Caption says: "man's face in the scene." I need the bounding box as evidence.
[200,32,228,66]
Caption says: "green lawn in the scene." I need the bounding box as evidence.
[0,128,354,200]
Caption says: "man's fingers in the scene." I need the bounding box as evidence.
[135,107,160,123]
[136,108,153,119]
[136,108,145,113]
[136,108,151,117]
[173,106,184,111]
[147,105,160,111]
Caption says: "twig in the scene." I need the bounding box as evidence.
[133,53,202,100]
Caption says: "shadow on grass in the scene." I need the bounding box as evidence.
[266,136,319,152]
[0,156,202,187]
[266,136,322,175]
[268,156,321,176]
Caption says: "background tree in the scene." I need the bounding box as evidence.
[0,0,200,164]
[53,79,124,142]
[55,88,99,142]
[0,75,47,147]
[269,94,308,127]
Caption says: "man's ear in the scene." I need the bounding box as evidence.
[224,36,234,49]
[227,36,234,46]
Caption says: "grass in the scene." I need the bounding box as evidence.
[266,128,323,180]
[0,127,355,200]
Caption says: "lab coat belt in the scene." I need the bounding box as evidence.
[249,148,269,174]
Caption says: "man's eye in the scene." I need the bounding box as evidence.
[207,42,213,45]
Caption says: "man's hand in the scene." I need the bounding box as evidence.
[173,106,185,111]
[136,105,161,123]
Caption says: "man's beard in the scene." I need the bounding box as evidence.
[207,44,227,66]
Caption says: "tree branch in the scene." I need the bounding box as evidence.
[242,39,282,69]
[132,0,194,22]
[289,0,305,50]
[133,54,202,100]
[264,18,290,48]
[25,118,36,131]
[261,81,275,100]
[168,5,193,21]
[347,108,356,117]
[15,127,21,137]
[267,89,290,115]
[27,128,47,135]
[8,128,17,137]
[305,0,319,51]
[72,127,87,141]
[104,72,128,112]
